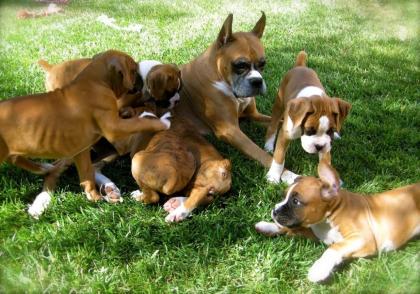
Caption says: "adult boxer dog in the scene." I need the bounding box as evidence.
[265,51,351,185]
[256,160,420,283]
[0,50,170,218]
[130,119,232,223]
[175,12,272,167]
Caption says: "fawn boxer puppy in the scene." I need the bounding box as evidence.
[256,161,420,283]
[265,51,351,185]
[39,58,181,111]
[0,50,169,218]
[131,119,232,223]
[175,12,272,167]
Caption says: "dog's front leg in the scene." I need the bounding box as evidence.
[214,123,272,168]
[165,187,208,223]
[308,238,366,283]
[73,150,101,202]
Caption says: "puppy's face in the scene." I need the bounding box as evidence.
[286,96,351,154]
[214,12,267,98]
[198,159,232,196]
[146,64,182,109]
[271,161,341,228]
[100,50,138,97]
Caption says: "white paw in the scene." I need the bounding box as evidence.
[264,135,275,153]
[255,221,283,236]
[131,189,144,201]
[139,111,157,118]
[307,249,342,283]
[307,260,333,283]
[101,183,122,203]
[266,161,283,184]
[165,203,190,223]
[27,191,52,219]
[163,196,187,212]
[160,112,172,129]
[280,170,300,186]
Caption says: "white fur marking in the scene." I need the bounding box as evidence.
[275,183,298,210]
[318,116,329,132]
[264,134,276,153]
[159,112,172,129]
[296,86,325,98]
[139,60,162,83]
[169,92,180,109]
[28,191,52,219]
[130,190,143,201]
[247,69,262,79]
[266,161,284,184]
[165,203,191,223]
[213,81,234,97]
[380,240,396,252]
[255,221,283,235]
[139,111,157,118]
[308,248,342,283]
[310,219,344,245]
[280,170,300,186]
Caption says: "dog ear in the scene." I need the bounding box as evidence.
[332,98,351,131]
[217,13,233,47]
[108,56,135,97]
[317,160,340,200]
[251,11,266,38]
[287,97,313,128]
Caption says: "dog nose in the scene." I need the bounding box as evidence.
[249,77,263,88]
[315,144,324,151]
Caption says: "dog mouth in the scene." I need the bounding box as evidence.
[271,209,301,228]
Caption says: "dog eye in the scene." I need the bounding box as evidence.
[257,59,266,70]
[292,197,302,206]
[327,128,334,136]
[232,61,250,73]
[305,127,316,136]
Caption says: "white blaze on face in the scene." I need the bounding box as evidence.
[168,92,180,109]
[247,69,262,79]
[301,115,332,154]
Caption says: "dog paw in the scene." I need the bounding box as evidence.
[100,183,122,203]
[264,135,275,153]
[27,191,52,219]
[266,170,281,184]
[255,221,284,236]
[165,203,190,223]
[139,111,157,119]
[280,170,300,186]
[307,261,332,283]
[163,196,187,212]
[130,189,144,201]
[159,112,172,129]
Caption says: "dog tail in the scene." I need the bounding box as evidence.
[295,51,307,67]
[38,59,52,71]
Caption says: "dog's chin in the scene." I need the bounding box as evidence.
[272,211,301,228]
[232,83,266,98]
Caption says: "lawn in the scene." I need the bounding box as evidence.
[0,0,419,293]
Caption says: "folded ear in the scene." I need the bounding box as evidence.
[217,13,233,47]
[108,56,135,97]
[332,98,351,131]
[287,97,313,128]
[222,159,231,170]
[251,11,266,38]
[317,160,340,200]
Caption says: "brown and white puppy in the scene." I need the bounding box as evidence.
[256,161,420,283]
[130,119,232,223]
[175,12,272,167]
[39,58,181,111]
[265,51,351,185]
[0,50,169,218]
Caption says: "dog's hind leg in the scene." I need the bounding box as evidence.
[8,156,54,175]
[95,170,122,203]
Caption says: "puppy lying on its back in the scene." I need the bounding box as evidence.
[131,119,232,222]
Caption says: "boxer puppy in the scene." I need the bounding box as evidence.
[39,58,181,110]
[265,51,351,185]
[175,12,273,168]
[130,119,232,223]
[0,50,170,218]
[256,160,420,283]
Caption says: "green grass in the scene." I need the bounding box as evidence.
[0,0,419,292]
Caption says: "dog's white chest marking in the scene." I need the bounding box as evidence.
[380,240,396,252]
[296,86,325,98]
[310,219,343,245]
